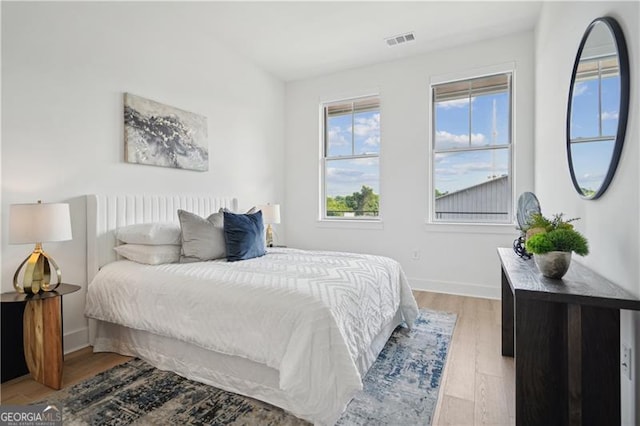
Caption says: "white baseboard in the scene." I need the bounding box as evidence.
[64,327,90,354]
[408,277,500,300]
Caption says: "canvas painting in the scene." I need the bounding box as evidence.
[124,93,208,171]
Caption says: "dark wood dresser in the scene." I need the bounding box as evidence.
[498,247,640,425]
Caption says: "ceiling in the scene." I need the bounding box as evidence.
[186,1,543,82]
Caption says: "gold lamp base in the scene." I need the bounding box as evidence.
[13,243,62,294]
[266,224,274,248]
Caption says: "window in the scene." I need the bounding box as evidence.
[569,53,620,197]
[570,54,619,141]
[431,73,513,223]
[321,95,380,219]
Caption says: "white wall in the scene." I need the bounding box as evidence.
[1,2,285,351]
[284,32,535,299]
[535,2,639,423]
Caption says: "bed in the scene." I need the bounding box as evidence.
[85,194,419,425]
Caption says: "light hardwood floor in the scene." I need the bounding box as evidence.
[1,290,514,424]
[415,291,515,425]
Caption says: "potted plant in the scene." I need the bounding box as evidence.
[524,213,589,279]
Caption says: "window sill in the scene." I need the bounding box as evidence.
[423,220,518,235]
[316,219,384,230]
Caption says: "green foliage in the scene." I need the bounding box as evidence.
[348,185,379,215]
[435,188,448,198]
[525,233,555,254]
[326,196,349,217]
[524,213,589,256]
[525,212,578,232]
[581,187,596,197]
[546,229,589,256]
[326,186,379,217]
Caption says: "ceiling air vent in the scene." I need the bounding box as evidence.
[385,32,416,47]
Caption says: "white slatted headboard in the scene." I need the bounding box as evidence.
[86,194,238,284]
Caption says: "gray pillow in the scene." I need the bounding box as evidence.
[178,210,226,263]
[222,206,257,214]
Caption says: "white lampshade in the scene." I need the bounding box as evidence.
[9,202,73,244]
[260,204,281,225]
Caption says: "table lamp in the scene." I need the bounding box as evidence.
[9,200,72,294]
[260,204,281,247]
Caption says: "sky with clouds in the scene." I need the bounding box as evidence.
[325,110,380,196]
[433,91,510,194]
[324,68,618,200]
[569,73,620,191]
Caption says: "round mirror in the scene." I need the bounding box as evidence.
[567,17,629,199]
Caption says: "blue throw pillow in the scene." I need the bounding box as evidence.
[223,211,266,262]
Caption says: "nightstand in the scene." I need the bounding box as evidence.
[1,284,80,389]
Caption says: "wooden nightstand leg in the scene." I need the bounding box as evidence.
[23,297,63,389]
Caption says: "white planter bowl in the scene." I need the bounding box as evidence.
[534,251,572,279]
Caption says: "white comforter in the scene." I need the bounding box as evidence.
[85,247,418,425]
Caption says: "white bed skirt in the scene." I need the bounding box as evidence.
[91,308,403,424]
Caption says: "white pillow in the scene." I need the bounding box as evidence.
[115,223,181,245]
[114,244,181,265]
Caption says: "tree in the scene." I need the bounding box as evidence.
[581,187,596,197]
[326,196,350,216]
[435,188,448,198]
[326,186,379,217]
[345,185,379,216]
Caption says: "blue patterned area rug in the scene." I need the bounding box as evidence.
[41,309,456,425]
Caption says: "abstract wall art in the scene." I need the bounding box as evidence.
[124,93,209,171]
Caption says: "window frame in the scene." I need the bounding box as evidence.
[319,93,382,222]
[569,53,619,143]
[428,66,516,226]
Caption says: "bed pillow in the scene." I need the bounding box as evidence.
[115,223,181,246]
[178,209,226,262]
[114,244,181,265]
[223,211,266,262]
[222,206,257,214]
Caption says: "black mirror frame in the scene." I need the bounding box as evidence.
[566,16,630,200]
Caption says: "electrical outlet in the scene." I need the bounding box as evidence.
[411,250,420,261]
[621,344,632,380]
